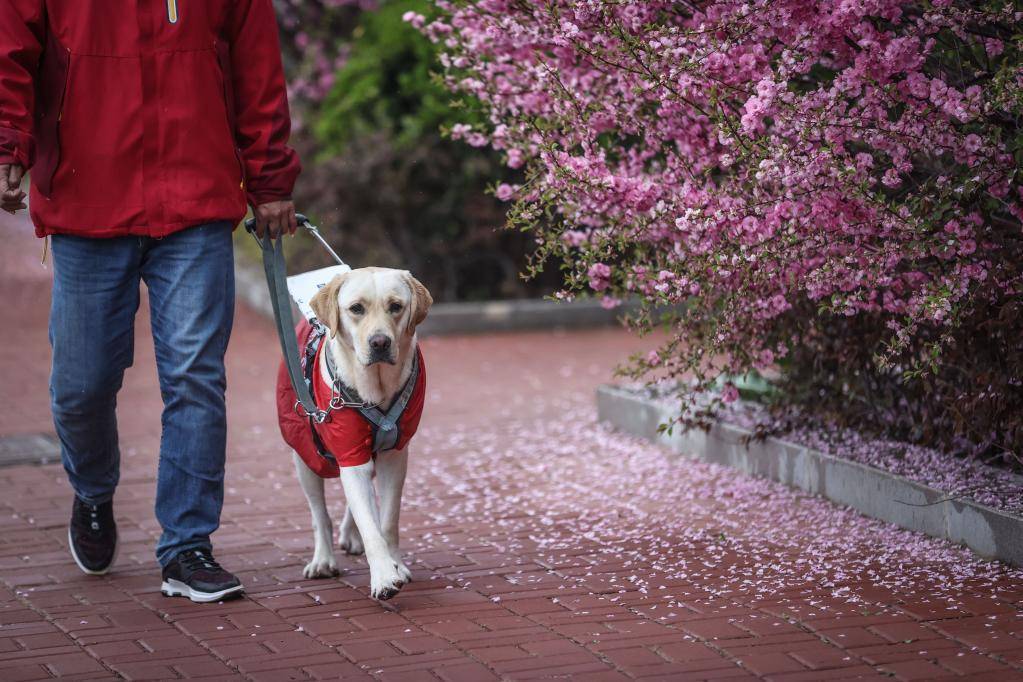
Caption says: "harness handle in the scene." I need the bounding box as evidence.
[244,213,346,267]
[244,211,343,422]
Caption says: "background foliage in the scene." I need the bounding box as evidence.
[268,0,557,301]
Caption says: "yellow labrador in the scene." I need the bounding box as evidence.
[290,267,432,600]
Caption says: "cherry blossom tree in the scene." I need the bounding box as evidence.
[416,0,1023,447]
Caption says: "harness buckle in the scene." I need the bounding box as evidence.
[295,400,329,424]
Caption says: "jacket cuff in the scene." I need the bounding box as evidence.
[246,161,301,207]
[0,126,35,169]
[247,189,293,207]
[243,146,301,208]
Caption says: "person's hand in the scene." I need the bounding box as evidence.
[1,164,27,215]
[252,199,297,239]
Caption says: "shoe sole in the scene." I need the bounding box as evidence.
[160,578,245,603]
[68,527,118,576]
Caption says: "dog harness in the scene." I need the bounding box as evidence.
[277,319,427,478]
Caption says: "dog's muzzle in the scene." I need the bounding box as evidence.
[367,334,395,365]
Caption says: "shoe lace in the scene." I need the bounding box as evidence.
[77,500,103,533]
[181,550,222,572]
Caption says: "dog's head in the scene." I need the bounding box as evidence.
[309,268,433,366]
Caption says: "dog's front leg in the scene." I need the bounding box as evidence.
[293,453,339,578]
[339,462,406,600]
[338,507,364,556]
[375,448,412,583]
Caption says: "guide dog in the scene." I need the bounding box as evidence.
[276,268,432,600]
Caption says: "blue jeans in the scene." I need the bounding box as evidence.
[49,222,235,567]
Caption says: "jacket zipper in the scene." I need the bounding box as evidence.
[166,0,179,24]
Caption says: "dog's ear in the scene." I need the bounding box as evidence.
[403,272,433,333]
[309,273,347,338]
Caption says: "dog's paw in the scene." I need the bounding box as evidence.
[369,559,406,601]
[303,554,340,579]
[392,557,413,584]
[370,577,404,601]
[338,528,364,556]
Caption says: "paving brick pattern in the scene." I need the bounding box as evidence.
[2,210,1022,680]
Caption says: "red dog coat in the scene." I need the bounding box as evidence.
[277,320,426,478]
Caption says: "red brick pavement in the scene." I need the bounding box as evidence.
[2,209,1022,681]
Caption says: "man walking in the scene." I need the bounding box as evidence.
[0,0,300,602]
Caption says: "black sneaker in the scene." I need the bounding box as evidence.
[69,496,118,575]
[160,549,244,603]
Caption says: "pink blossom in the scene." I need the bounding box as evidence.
[402,11,425,29]
[755,349,775,369]
[587,263,612,292]
[600,296,622,310]
[882,168,902,188]
[495,183,515,201]
[507,149,525,168]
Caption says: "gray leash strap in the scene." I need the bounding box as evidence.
[245,214,342,423]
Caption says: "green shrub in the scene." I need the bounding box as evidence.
[273,0,555,301]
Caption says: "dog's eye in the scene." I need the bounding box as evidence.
[348,303,365,315]
[388,302,403,314]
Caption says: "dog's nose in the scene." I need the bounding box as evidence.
[368,334,392,353]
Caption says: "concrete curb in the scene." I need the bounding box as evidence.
[235,255,649,336]
[596,384,1023,568]
[418,298,647,336]
[234,255,283,320]
[0,433,61,468]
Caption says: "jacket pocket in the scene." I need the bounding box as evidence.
[33,31,70,198]
[214,42,246,188]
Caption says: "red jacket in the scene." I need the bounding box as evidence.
[277,320,427,478]
[0,0,300,238]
